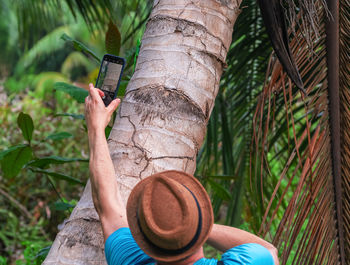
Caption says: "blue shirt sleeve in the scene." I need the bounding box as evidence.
[105,227,156,265]
[221,243,274,265]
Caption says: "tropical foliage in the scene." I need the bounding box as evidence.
[0,0,348,264]
[197,0,349,264]
[0,0,149,263]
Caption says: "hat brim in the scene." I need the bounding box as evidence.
[126,170,213,263]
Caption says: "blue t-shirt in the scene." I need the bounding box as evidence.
[105,228,274,265]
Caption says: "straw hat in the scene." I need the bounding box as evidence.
[126,170,214,262]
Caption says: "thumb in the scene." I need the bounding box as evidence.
[107,98,121,114]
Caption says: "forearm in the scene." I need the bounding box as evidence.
[207,224,279,264]
[88,129,124,215]
[85,85,126,239]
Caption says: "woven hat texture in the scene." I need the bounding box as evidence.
[126,170,214,262]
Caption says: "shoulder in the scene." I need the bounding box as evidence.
[104,227,131,262]
[105,228,155,265]
[221,243,275,265]
[105,227,130,247]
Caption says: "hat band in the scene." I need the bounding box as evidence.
[137,184,203,255]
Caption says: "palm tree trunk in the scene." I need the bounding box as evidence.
[43,0,242,263]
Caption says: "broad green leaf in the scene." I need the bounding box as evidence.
[0,144,27,160]
[30,168,84,185]
[105,21,121,56]
[53,201,75,211]
[61,34,100,63]
[17,112,34,143]
[46,132,73,141]
[207,179,232,201]
[55,113,85,120]
[1,145,32,178]
[54,82,88,103]
[27,156,88,169]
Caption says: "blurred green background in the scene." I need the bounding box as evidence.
[0,0,150,263]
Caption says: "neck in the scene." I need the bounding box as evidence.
[157,247,204,265]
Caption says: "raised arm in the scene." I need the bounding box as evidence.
[85,84,128,240]
[207,224,279,265]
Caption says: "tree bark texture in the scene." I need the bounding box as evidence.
[44,0,242,263]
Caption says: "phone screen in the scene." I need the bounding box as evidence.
[95,55,124,106]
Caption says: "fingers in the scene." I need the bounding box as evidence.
[88,83,101,101]
[106,98,121,114]
[87,83,120,114]
[97,89,105,99]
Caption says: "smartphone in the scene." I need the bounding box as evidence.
[95,54,125,106]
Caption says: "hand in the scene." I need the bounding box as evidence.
[84,83,121,133]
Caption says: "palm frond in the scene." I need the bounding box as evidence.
[14,0,113,47]
[60,51,94,79]
[64,0,113,28]
[196,0,272,227]
[14,23,90,75]
[339,0,350,260]
[283,0,329,46]
[258,0,304,90]
[250,0,349,263]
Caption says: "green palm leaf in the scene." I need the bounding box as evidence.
[196,0,272,227]
[14,0,113,44]
[14,23,90,75]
